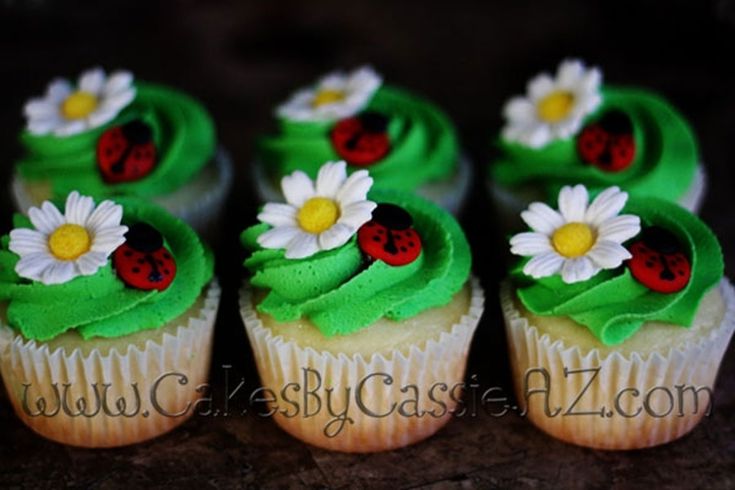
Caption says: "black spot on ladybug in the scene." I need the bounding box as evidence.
[112,222,177,291]
[627,226,691,293]
[577,110,636,172]
[357,203,422,266]
[331,111,391,166]
[97,119,157,184]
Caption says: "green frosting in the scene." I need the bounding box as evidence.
[241,189,471,336]
[258,86,459,191]
[491,87,698,203]
[17,82,216,199]
[0,199,214,341]
[512,197,723,345]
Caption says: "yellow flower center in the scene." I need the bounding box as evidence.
[48,224,91,260]
[552,222,596,258]
[537,90,575,122]
[297,197,340,233]
[312,89,345,107]
[61,91,98,119]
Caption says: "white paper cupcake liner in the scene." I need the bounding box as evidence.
[501,278,735,450]
[0,281,220,448]
[10,147,233,240]
[239,278,484,452]
[488,164,708,232]
[252,154,473,216]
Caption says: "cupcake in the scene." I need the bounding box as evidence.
[489,59,704,230]
[12,67,233,235]
[502,184,733,449]
[253,66,471,214]
[239,161,483,452]
[0,191,218,447]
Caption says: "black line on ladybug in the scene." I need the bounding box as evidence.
[145,255,164,283]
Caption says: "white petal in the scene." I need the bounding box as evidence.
[527,73,555,101]
[317,223,352,251]
[87,106,121,128]
[523,251,564,279]
[584,187,628,226]
[597,215,641,243]
[86,200,123,233]
[9,229,48,255]
[335,170,373,205]
[24,99,59,118]
[103,71,133,96]
[520,202,564,235]
[557,59,584,88]
[90,226,128,253]
[284,232,320,259]
[27,117,62,135]
[29,201,65,234]
[15,252,54,281]
[64,191,95,225]
[257,203,298,227]
[281,171,315,207]
[46,78,73,101]
[518,123,552,148]
[75,251,108,275]
[579,68,602,94]
[338,201,377,229]
[560,256,599,284]
[503,97,536,124]
[100,88,135,110]
[257,226,301,249]
[78,67,106,94]
[315,161,347,198]
[587,240,632,269]
[41,260,76,285]
[54,119,86,136]
[558,185,588,222]
[510,232,553,256]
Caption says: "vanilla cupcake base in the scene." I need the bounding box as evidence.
[0,281,220,448]
[501,278,735,450]
[239,279,484,453]
[11,148,233,239]
[252,155,473,216]
[489,164,707,232]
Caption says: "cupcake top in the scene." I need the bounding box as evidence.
[0,191,213,341]
[18,67,216,200]
[258,66,459,192]
[241,161,471,336]
[508,184,723,345]
[490,59,698,205]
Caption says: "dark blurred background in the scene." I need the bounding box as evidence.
[0,1,734,488]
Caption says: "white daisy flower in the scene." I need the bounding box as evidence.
[510,185,641,284]
[24,67,136,137]
[276,66,382,122]
[9,191,128,285]
[257,161,377,259]
[502,59,602,148]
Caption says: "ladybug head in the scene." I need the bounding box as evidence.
[598,110,633,135]
[372,203,413,231]
[121,119,153,145]
[125,222,164,253]
[639,226,684,255]
[358,111,389,134]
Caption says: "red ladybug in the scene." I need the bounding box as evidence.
[113,222,176,291]
[577,110,636,172]
[357,203,422,266]
[97,119,157,183]
[627,226,691,294]
[331,111,391,166]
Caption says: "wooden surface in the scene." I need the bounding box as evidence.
[0,1,734,488]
